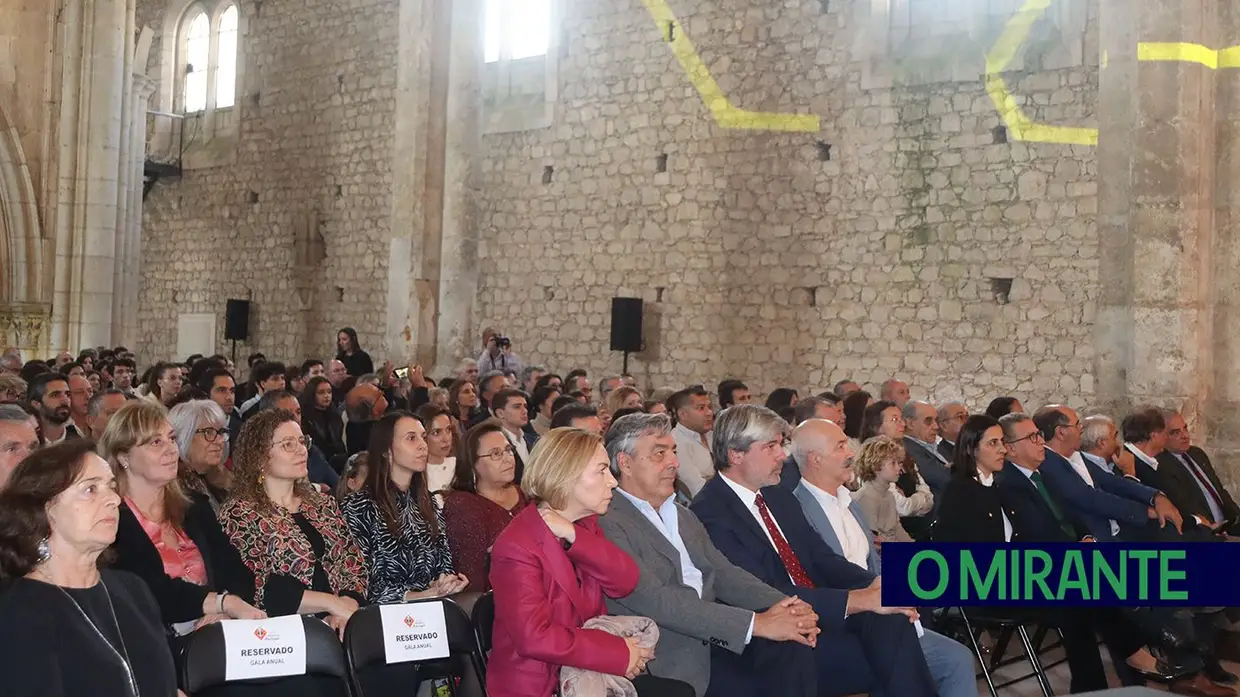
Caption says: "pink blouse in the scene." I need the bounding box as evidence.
[125,497,208,585]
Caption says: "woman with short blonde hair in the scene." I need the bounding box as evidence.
[99,400,262,648]
[603,386,643,420]
[488,427,690,696]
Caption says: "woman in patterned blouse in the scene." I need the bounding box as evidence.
[443,421,528,592]
[342,411,468,604]
[219,408,367,637]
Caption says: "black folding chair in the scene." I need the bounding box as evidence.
[947,608,1063,697]
[344,597,486,697]
[180,616,350,697]
[471,591,495,657]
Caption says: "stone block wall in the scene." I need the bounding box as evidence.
[135,0,398,369]
[475,0,1102,408]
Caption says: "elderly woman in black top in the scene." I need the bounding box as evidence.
[341,410,468,604]
[0,440,179,697]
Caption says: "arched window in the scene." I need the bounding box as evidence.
[183,10,210,112]
[215,5,238,108]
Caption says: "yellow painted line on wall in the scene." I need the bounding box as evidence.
[1137,42,1240,69]
[640,0,820,133]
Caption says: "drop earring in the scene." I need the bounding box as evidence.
[37,537,50,563]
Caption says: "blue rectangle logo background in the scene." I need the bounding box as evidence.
[880,543,1240,607]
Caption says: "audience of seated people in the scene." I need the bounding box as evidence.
[8,334,1240,697]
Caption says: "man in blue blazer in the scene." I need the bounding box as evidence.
[786,418,979,697]
[1030,406,1181,542]
[692,406,938,697]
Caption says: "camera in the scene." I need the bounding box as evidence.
[496,336,511,348]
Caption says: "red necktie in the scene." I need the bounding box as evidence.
[754,494,815,588]
[1181,453,1226,523]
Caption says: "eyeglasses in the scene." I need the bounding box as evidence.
[1004,431,1044,446]
[195,427,229,442]
[939,413,968,424]
[273,435,312,453]
[480,445,516,461]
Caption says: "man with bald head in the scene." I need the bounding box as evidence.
[901,401,951,509]
[343,382,388,456]
[879,379,910,408]
[788,418,979,697]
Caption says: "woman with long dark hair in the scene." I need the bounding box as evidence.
[447,379,484,437]
[145,361,183,407]
[335,327,374,378]
[340,411,467,604]
[841,390,872,442]
[300,376,345,461]
[763,387,799,413]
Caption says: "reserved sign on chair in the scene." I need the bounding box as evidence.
[379,602,451,664]
[221,616,308,681]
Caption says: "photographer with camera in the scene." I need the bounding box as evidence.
[477,326,524,376]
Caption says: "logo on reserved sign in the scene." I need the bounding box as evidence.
[380,602,451,664]
[221,615,308,681]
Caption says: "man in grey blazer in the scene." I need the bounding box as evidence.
[789,418,980,697]
[903,400,952,510]
[600,413,822,697]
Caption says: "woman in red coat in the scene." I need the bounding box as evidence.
[488,427,693,697]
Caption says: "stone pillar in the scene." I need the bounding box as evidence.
[113,73,156,347]
[49,0,130,351]
[1094,0,1217,419]
[435,0,484,371]
[385,0,452,365]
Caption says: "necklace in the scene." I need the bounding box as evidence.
[53,579,141,697]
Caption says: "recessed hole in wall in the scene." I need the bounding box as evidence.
[655,153,668,173]
[335,185,343,197]
[542,165,554,184]
[819,0,829,12]
[815,141,832,162]
[254,0,263,17]
[337,75,345,91]
[246,190,259,204]
[665,21,676,42]
[655,287,666,302]
[543,288,554,301]
[989,277,1013,305]
[803,286,820,307]
[250,91,261,107]
[335,287,345,302]
[992,125,1008,144]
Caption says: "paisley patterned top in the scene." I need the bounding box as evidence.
[219,489,367,612]
[341,485,455,604]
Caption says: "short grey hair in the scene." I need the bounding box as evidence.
[901,400,930,421]
[87,388,127,417]
[711,405,789,472]
[0,403,32,424]
[936,402,966,420]
[168,399,228,461]
[356,373,381,387]
[604,412,673,477]
[1081,415,1115,452]
[520,364,547,384]
[455,357,478,373]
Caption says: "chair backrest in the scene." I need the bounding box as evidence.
[471,592,495,655]
[344,597,486,696]
[181,615,348,694]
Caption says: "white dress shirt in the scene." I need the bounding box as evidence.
[1126,443,1159,470]
[426,457,455,495]
[1064,449,1097,487]
[977,471,1013,541]
[800,479,871,568]
[615,488,704,597]
[718,474,795,585]
[503,427,530,463]
[673,424,715,496]
[1174,451,1227,523]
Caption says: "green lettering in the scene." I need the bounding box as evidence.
[1023,550,1054,600]
[908,550,949,600]
[961,550,1004,600]
[1009,545,1019,600]
[1092,550,1126,599]
[1159,550,1188,601]
[1129,550,1158,600]
[1056,550,1090,600]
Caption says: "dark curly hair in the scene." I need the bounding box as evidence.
[0,440,103,579]
[229,408,313,512]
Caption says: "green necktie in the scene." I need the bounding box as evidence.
[1029,470,1075,539]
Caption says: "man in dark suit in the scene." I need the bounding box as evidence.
[1122,407,1174,493]
[778,396,844,490]
[600,412,823,697]
[691,405,937,697]
[1032,406,1182,542]
[1157,410,1239,530]
[902,400,952,510]
[936,402,968,463]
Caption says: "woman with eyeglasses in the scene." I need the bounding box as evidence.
[860,399,933,536]
[168,400,232,509]
[342,411,467,605]
[219,408,366,637]
[100,401,264,652]
[443,421,529,593]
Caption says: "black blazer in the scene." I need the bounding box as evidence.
[1156,447,1240,524]
[993,462,1082,542]
[111,491,256,625]
[1127,446,1171,494]
[932,475,1013,543]
[303,406,346,461]
[937,439,956,464]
